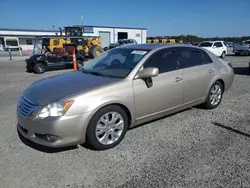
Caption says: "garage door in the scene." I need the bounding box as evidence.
[99,31,110,48]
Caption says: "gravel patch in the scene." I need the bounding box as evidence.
[0,55,249,188]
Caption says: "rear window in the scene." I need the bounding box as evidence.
[199,42,213,47]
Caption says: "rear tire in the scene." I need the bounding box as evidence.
[220,51,226,59]
[89,45,104,58]
[33,63,45,74]
[202,81,224,109]
[86,105,128,150]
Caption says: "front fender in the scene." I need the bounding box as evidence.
[65,81,136,126]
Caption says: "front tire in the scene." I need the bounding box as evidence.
[202,81,224,109]
[33,63,45,74]
[76,60,84,70]
[89,45,104,58]
[86,105,128,150]
[26,64,33,72]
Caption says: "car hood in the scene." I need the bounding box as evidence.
[23,71,120,105]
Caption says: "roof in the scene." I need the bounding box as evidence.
[32,35,99,38]
[72,25,147,30]
[121,43,192,50]
[0,28,59,32]
[0,25,147,33]
[201,41,224,43]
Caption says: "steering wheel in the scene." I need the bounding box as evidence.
[110,59,122,68]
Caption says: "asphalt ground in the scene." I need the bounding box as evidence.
[0,52,250,188]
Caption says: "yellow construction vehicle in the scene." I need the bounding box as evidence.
[37,25,104,58]
[147,39,153,43]
[146,37,183,44]
[153,39,160,43]
[160,39,168,43]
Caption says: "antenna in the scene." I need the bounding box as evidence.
[81,15,83,26]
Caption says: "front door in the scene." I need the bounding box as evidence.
[177,47,216,103]
[133,48,184,120]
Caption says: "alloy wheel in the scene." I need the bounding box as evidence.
[95,112,124,145]
[210,84,222,106]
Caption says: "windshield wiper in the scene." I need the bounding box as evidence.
[82,69,106,77]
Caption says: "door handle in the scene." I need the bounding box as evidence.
[209,69,214,74]
[175,77,183,82]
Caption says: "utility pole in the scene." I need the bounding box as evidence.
[52,25,55,31]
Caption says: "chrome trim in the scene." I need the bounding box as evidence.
[18,96,39,117]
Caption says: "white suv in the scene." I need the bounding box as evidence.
[198,41,227,58]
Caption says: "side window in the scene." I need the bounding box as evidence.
[178,48,204,69]
[202,51,213,64]
[214,42,223,47]
[144,49,179,74]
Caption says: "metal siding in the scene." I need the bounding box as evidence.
[18,38,34,50]
[0,27,147,45]
[99,31,111,48]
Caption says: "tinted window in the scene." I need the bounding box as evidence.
[178,49,203,69]
[177,47,213,68]
[144,49,179,73]
[214,42,223,47]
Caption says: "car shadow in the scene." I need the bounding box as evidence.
[211,122,250,138]
[17,128,78,153]
[233,67,250,76]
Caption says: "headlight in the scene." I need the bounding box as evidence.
[37,100,74,119]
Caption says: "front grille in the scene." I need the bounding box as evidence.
[18,96,39,117]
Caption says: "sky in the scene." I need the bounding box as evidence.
[0,0,249,37]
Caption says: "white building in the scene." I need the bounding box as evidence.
[0,25,147,50]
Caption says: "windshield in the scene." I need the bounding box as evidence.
[82,48,150,78]
[6,40,18,46]
[199,42,213,47]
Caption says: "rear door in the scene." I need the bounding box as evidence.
[177,47,215,103]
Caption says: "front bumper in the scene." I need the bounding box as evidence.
[17,106,91,148]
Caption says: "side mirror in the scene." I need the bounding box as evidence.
[212,46,217,48]
[135,67,159,79]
